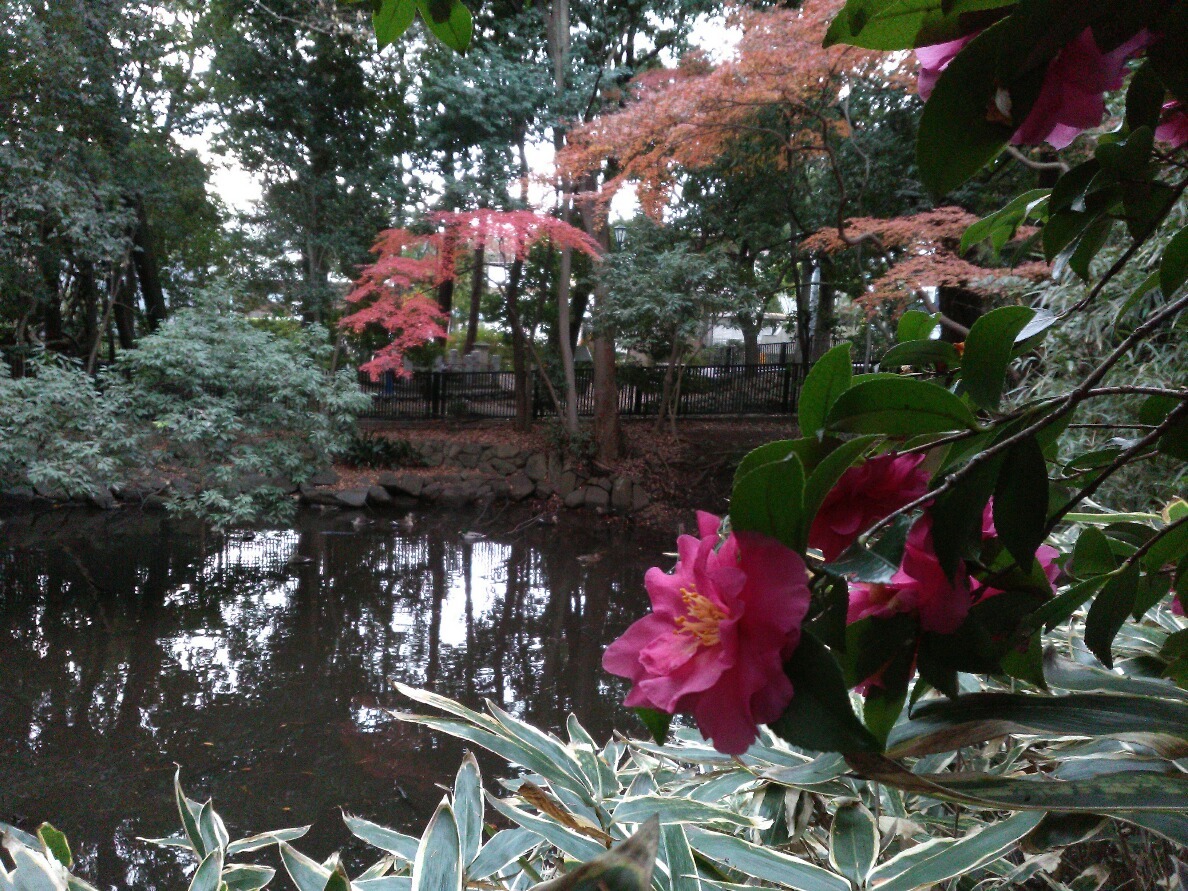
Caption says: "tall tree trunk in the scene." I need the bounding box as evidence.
[811,260,836,361]
[78,261,98,357]
[113,257,136,349]
[39,242,64,346]
[504,258,531,431]
[464,246,484,353]
[132,198,166,331]
[569,287,589,352]
[556,230,580,435]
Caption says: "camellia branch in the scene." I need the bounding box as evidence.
[858,291,1188,545]
[1116,511,1188,575]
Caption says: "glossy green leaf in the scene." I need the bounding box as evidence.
[1160,226,1188,297]
[634,708,672,746]
[414,0,472,53]
[1126,61,1165,132]
[960,189,1050,254]
[993,435,1049,567]
[897,309,939,341]
[798,343,853,437]
[930,452,1001,577]
[961,305,1035,409]
[730,450,804,548]
[880,339,960,370]
[827,377,978,435]
[36,824,71,870]
[372,0,416,49]
[1085,563,1141,668]
[411,799,462,891]
[828,801,878,887]
[770,631,880,754]
[824,0,1017,50]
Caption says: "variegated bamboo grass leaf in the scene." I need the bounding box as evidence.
[344,815,419,862]
[226,827,312,857]
[410,798,462,891]
[221,864,277,891]
[452,753,483,865]
[466,829,542,881]
[527,816,660,891]
[828,800,878,888]
[188,849,224,891]
[685,827,851,891]
[658,823,700,891]
[485,793,608,862]
[279,842,332,891]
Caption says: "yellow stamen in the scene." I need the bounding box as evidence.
[674,585,728,648]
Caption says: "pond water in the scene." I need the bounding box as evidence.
[0,504,664,889]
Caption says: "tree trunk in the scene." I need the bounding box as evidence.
[811,260,836,361]
[591,331,619,460]
[569,287,589,352]
[113,257,137,349]
[556,236,580,435]
[504,258,531,431]
[39,244,63,346]
[132,198,166,331]
[938,286,982,342]
[464,246,484,353]
[78,261,98,356]
[656,337,680,432]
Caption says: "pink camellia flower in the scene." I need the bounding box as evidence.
[847,516,971,634]
[603,511,811,755]
[915,28,1149,149]
[809,452,930,562]
[915,35,975,100]
[1156,101,1188,149]
[1011,29,1151,149]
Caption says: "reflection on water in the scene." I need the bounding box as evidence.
[0,506,660,889]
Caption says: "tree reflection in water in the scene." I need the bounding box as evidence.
[0,506,657,890]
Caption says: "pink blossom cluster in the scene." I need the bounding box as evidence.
[915,28,1154,149]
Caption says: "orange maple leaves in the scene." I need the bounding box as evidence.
[556,0,890,215]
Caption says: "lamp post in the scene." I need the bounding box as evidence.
[612,223,628,251]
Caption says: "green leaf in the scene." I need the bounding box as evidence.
[411,799,462,891]
[730,450,805,548]
[1085,563,1141,668]
[453,753,483,867]
[611,796,764,830]
[197,800,229,856]
[930,452,1001,577]
[897,309,939,341]
[823,0,1018,50]
[867,813,1040,891]
[880,339,961,370]
[798,343,853,437]
[372,0,416,49]
[960,189,1051,254]
[770,631,880,754]
[826,377,979,435]
[467,829,540,881]
[226,827,312,857]
[484,794,605,863]
[659,823,699,891]
[1161,227,1188,297]
[414,0,472,53]
[1068,217,1113,280]
[886,690,1188,758]
[961,305,1035,409]
[190,850,225,891]
[175,769,206,859]
[344,816,418,862]
[223,865,278,891]
[634,708,672,746]
[993,435,1049,567]
[1126,61,1165,132]
[916,18,1037,195]
[686,827,850,891]
[529,818,659,891]
[280,843,332,891]
[828,801,878,887]
[37,824,72,870]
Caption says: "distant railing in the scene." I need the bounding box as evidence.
[360,359,877,421]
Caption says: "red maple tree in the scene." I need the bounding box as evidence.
[342,211,601,387]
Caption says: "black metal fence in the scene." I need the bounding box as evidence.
[360,361,870,421]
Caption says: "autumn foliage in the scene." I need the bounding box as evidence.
[801,207,1049,317]
[556,0,893,216]
[342,211,602,378]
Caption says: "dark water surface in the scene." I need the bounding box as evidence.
[0,504,661,889]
